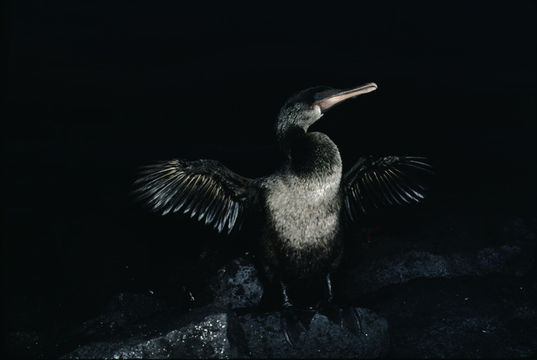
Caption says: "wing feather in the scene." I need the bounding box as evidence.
[134,159,253,234]
[342,155,432,221]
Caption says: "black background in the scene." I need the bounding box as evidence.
[4,0,536,354]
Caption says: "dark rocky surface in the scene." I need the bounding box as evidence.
[59,259,390,358]
[64,306,240,359]
[209,257,264,310]
[7,215,537,358]
[62,301,389,359]
[362,273,537,358]
[341,216,536,297]
[238,308,389,358]
[349,215,537,358]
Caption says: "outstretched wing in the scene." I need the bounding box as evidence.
[342,156,433,221]
[133,159,254,234]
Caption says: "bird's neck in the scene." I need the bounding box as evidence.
[278,126,342,178]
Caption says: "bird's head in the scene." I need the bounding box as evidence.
[275,82,378,139]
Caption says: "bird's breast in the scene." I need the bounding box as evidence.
[264,168,342,251]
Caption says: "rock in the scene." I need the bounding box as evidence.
[238,308,389,358]
[361,273,537,358]
[6,330,45,359]
[209,257,263,309]
[64,306,245,359]
[499,216,537,243]
[63,300,388,359]
[343,244,535,298]
[60,215,536,358]
[65,292,166,343]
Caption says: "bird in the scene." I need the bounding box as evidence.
[133,82,432,341]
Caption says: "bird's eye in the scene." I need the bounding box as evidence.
[313,89,335,100]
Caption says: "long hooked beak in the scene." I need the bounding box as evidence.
[315,82,378,113]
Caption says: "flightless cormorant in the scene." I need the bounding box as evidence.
[134,83,432,343]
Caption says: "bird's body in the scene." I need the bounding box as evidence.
[134,82,432,310]
[259,131,344,287]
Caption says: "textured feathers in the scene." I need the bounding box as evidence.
[133,159,252,234]
[135,156,431,232]
[342,156,433,221]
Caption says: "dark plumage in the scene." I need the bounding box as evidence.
[134,82,432,311]
[134,159,252,234]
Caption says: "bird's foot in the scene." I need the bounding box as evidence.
[319,305,367,337]
[280,308,315,346]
